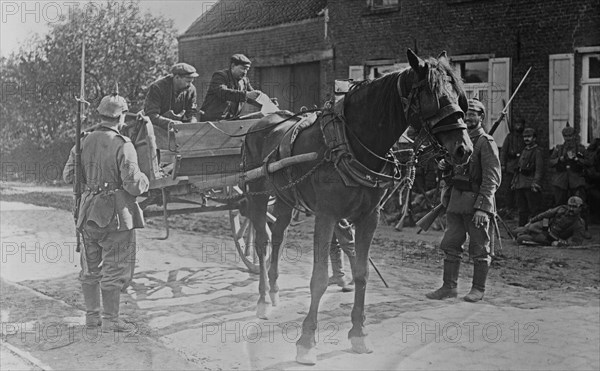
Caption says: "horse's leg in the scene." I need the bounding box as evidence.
[268,202,292,307]
[248,193,271,319]
[296,213,335,365]
[348,209,378,354]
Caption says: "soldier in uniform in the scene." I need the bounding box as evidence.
[329,219,356,293]
[63,94,149,332]
[515,196,586,246]
[511,127,544,226]
[549,125,588,206]
[426,98,501,303]
[200,54,262,121]
[500,118,525,218]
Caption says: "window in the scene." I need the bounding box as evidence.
[581,53,600,145]
[452,56,511,145]
[549,54,575,148]
[369,0,399,9]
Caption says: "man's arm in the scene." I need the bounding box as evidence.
[210,71,247,103]
[144,83,175,130]
[474,138,502,214]
[549,145,562,168]
[182,87,198,122]
[63,144,76,184]
[530,206,560,223]
[118,142,150,196]
[500,137,509,171]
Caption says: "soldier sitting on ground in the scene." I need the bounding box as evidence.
[514,196,586,247]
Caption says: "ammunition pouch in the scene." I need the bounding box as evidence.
[452,174,472,192]
[518,167,534,176]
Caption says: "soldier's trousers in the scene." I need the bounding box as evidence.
[80,228,136,291]
[440,212,491,264]
[330,220,356,278]
[516,188,543,226]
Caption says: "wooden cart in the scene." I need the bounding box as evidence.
[123,113,315,274]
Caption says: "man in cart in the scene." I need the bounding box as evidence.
[200,54,263,121]
[144,62,200,149]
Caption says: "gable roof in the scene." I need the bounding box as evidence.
[182,0,327,37]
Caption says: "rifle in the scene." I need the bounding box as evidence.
[416,203,445,233]
[74,41,89,253]
[489,66,532,136]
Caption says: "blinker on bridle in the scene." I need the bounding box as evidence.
[401,75,467,164]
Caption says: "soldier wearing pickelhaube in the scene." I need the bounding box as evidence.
[549,124,589,205]
[426,98,501,303]
[63,93,149,332]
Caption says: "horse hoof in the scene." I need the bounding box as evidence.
[256,302,271,319]
[350,336,373,354]
[295,344,317,365]
[269,292,280,307]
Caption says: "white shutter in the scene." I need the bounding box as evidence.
[488,58,511,145]
[349,65,365,81]
[549,54,575,148]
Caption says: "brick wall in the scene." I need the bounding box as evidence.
[178,19,332,106]
[327,0,599,208]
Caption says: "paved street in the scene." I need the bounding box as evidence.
[1,200,599,370]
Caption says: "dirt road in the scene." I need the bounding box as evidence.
[1,184,599,370]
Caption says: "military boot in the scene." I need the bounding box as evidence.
[82,282,102,328]
[101,288,137,333]
[328,245,346,286]
[426,260,460,300]
[464,261,489,302]
[341,248,356,293]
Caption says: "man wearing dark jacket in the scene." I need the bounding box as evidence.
[200,54,262,121]
[426,98,501,303]
[515,196,586,246]
[511,127,544,226]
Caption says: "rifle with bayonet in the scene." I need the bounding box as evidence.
[74,41,89,253]
[489,66,532,136]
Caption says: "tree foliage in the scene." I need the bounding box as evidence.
[0,0,179,151]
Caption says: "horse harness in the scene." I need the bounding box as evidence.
[248,74,467,213]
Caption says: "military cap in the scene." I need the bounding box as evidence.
[171,63,199,77]
[562,125,575,136]
[467,98,485,115]
[568,196,583,207]
[97,94,128,118]
[523,127,536,136]
[230,53,251,66]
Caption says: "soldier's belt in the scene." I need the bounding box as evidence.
[83,183,122,195]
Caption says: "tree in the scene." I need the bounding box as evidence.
[0,0,178,152]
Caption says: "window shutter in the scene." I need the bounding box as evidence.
[549,54,574,148]
[488,58,511,145]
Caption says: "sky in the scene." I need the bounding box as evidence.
[0,0,215,57]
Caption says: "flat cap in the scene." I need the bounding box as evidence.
[171,63,199,77]
[467,98,485,115]
[568,196,583,207]
[230,53,251,66]
[97,94,128,118]
[523,127,536,136]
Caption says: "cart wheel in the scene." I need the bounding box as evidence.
[227,186,275,274]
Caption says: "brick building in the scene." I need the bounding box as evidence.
[178,0,331,113]
[179,0,599,206]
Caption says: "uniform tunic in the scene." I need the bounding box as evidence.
[63,125,149,290]
[549,142,588,205]
[512,143,544,225]
[440,127,501,263]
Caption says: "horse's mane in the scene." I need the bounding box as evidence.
[343,55,465,131]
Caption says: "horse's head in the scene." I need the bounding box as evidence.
[402,49,473,165]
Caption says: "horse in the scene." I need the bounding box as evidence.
[242,49,473,365]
